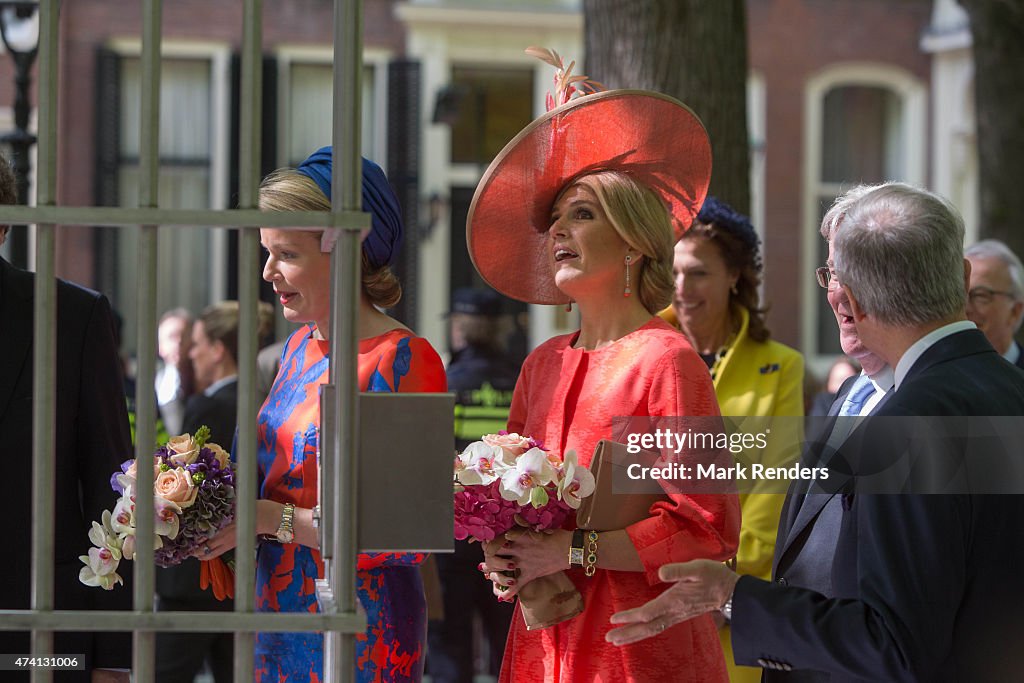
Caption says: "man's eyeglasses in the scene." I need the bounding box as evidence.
[968,286,1016,306]
[815,266,839,290]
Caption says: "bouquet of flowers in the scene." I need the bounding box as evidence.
[453,432,595,630]
[79,427,236,592]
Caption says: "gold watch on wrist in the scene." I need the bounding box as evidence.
[273,502,296,543]
[568,529,586,568]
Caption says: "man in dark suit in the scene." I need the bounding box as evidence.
[607,183,1024,681]
[155,301,241,683]
[965,239,1024,369]
[0,160,133,681]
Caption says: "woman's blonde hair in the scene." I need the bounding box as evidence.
[569,172,675,314]
[258,169,402,309]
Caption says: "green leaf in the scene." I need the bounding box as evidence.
[530,486,549,508]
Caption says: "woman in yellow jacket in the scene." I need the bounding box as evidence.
[661,197,804,683]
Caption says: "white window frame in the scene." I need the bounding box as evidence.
[106,38,232,353]
[274,44,391,169]
[801,62,926,373]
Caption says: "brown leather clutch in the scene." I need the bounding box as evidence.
[576,439,669,531]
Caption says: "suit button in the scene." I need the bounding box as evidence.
[777,577,788,586]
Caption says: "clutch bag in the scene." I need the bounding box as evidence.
[576,439,669,531]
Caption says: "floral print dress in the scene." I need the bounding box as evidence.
[254,326,446,682]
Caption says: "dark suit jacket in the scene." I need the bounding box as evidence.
[0,257,133,678]
[156,378,238,603]
[732,329,1024,682]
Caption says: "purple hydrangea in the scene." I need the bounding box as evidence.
[154,446,236,567]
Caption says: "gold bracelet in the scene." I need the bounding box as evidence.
[584,530,599,577]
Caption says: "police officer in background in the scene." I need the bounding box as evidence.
[427,288,519,683]
[448,288,520,449]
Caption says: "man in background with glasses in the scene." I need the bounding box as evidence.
[965,239,1024,368]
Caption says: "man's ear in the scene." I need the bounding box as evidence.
[843,284,867,322]
[1010,299,1024,329]
[963,258,972,296]
[212,339,227,363]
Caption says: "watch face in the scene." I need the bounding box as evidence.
[277,528,294,544]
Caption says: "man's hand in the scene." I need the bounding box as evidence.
[91,669,130,683]
[605,559,739,646]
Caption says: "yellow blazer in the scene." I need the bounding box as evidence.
[661,304,804,682]
[659,307,802,679]
[660,304,804,579]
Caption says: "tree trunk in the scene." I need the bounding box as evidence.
[961,0,1024,250]
[583,0,750,215]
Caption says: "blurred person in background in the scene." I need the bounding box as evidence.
[660,196,804,683]
[156,300,245,683]
[807,357,859,417]
[427,287,518,683]
[156,307,194,434]
[964,239,1024,368]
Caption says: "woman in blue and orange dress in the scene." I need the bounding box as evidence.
[205,149,445,682]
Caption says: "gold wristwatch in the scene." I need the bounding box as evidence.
[273,502,296,543]
[568,529,586,568]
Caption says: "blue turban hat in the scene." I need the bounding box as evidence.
[296,146,403,269]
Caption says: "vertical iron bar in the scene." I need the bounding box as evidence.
[133,1,162,681]
[30,2,59,682]
[324,0,364,679]
[234,1,262,681]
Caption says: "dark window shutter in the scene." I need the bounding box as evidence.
[227,53,278,303]
[93,47,122,302]
[387,58,421,327]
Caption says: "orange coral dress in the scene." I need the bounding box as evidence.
[499,318,740,683]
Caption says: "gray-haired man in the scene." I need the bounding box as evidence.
[608,183,1024,682]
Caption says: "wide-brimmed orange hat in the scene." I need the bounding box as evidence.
[467,85,712,305]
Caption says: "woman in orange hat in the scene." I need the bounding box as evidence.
[472,50,740,682]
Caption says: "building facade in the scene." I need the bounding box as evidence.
[0,0,981,376]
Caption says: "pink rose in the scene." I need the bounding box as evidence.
[166,434,199,466]
[205,443,230,469]
[482,432,532,457]
[154,468,198,509]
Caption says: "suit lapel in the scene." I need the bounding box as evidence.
[774,375,857,573]
[0,258,34,419]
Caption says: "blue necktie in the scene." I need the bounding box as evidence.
[824,374,877,454]
[838,374,876,417]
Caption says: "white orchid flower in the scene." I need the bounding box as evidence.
[88,521,123,561]
[120,533,135,561]
[154,496,182,539]
[78,546,124,590]
[110,491,135,536]
[499,447,557,505]
[456,441,510,486]
[557,450,596,509]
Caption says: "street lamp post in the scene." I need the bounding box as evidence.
[0,1,38,269]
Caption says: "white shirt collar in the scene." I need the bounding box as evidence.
[1004,342,1021,365]
[856,366,894,416]
[894,321,976,390]
[204,375,238,397]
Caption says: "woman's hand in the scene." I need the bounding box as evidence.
[480,528,572,601]
[194,499,285,559]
